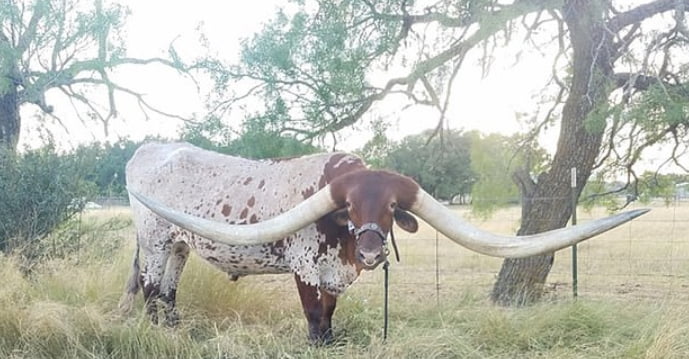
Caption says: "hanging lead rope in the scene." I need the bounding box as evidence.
[384,227,398,341]
[347,220,395,341]
[389,226,400,262]
[383,259,390,341]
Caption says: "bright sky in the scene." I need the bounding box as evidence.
[19,0,561,153]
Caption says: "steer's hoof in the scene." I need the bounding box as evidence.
[309,330,334,346]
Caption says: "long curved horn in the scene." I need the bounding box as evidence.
[128,186,338,246]
[410,189,649,258]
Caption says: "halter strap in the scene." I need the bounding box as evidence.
[348,221,400,262]
[353,222,387,241]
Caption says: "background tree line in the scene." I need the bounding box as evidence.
[4,124,686,261]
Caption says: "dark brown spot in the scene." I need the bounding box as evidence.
[240,208,248,219]
[270,242,286,260]
[269,155,300,163]
[216,199,222,205]
[258,180,265,189]
[301,186,315,199]
[247,196,255,207]
[249,214,258,224]
[202,242,217,251]
[243,177,253,185]
[222,204,232,217]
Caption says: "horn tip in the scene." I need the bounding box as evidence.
[627,208,651,219]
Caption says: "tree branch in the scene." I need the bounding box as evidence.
[613,72,688,92]
[16,0,44,55]
[608,0,689,32]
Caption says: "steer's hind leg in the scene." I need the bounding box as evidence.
[295,275,338,345]
[140,242,172,324]
[159,241,190,326]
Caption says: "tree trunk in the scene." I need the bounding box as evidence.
[0,85,21,151]
[0,27,20,151]
[491,0,614,306]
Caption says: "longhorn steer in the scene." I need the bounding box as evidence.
[120,142,648,343]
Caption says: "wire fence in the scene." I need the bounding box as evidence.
[351,197,689,304]
[89,196,689,304]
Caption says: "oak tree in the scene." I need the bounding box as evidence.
[0,0,195,151]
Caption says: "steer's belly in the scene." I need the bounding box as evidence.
[190,237,291,276]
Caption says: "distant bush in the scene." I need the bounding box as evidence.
[20,213,132,272]
[0,145,96,267]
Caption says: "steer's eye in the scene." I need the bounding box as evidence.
[345,201,351,208]
[389,202,397,210]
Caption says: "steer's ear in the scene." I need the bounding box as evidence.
[330,208,350,226]
[394,209,418,233]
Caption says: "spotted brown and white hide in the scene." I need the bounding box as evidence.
[121,142,366,342]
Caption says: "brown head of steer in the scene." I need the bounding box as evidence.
[120,142,648,344]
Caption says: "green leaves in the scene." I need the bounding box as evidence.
[211,0,401,139]
[180,113,320,160]
[384,129,476,201]
[470,132,550,218]
[627,83,689,133]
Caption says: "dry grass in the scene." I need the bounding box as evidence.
[1,203,688,358]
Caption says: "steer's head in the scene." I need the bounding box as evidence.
[328,170,420,269]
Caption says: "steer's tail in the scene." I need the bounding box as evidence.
[118,241,141,315]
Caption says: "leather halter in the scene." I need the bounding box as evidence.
[348,221,400,262]
[350,222,387,242]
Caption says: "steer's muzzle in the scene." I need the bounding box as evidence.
[355,231,387,270]
[358,248,385,269]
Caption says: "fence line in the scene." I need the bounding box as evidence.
[351,198,689,304]
[88,196,689,303]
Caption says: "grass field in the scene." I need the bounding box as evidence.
[0,203,688,358]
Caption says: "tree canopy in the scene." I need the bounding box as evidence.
[180,115,321,159]
[0,0,197,151]
[470,132,551,218]
[384,129,475,202]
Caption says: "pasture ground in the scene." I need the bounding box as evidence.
[0,203,687,358]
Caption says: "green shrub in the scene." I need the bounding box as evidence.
[0,145,95,268]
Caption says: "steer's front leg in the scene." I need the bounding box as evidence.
[294,274,337,345]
